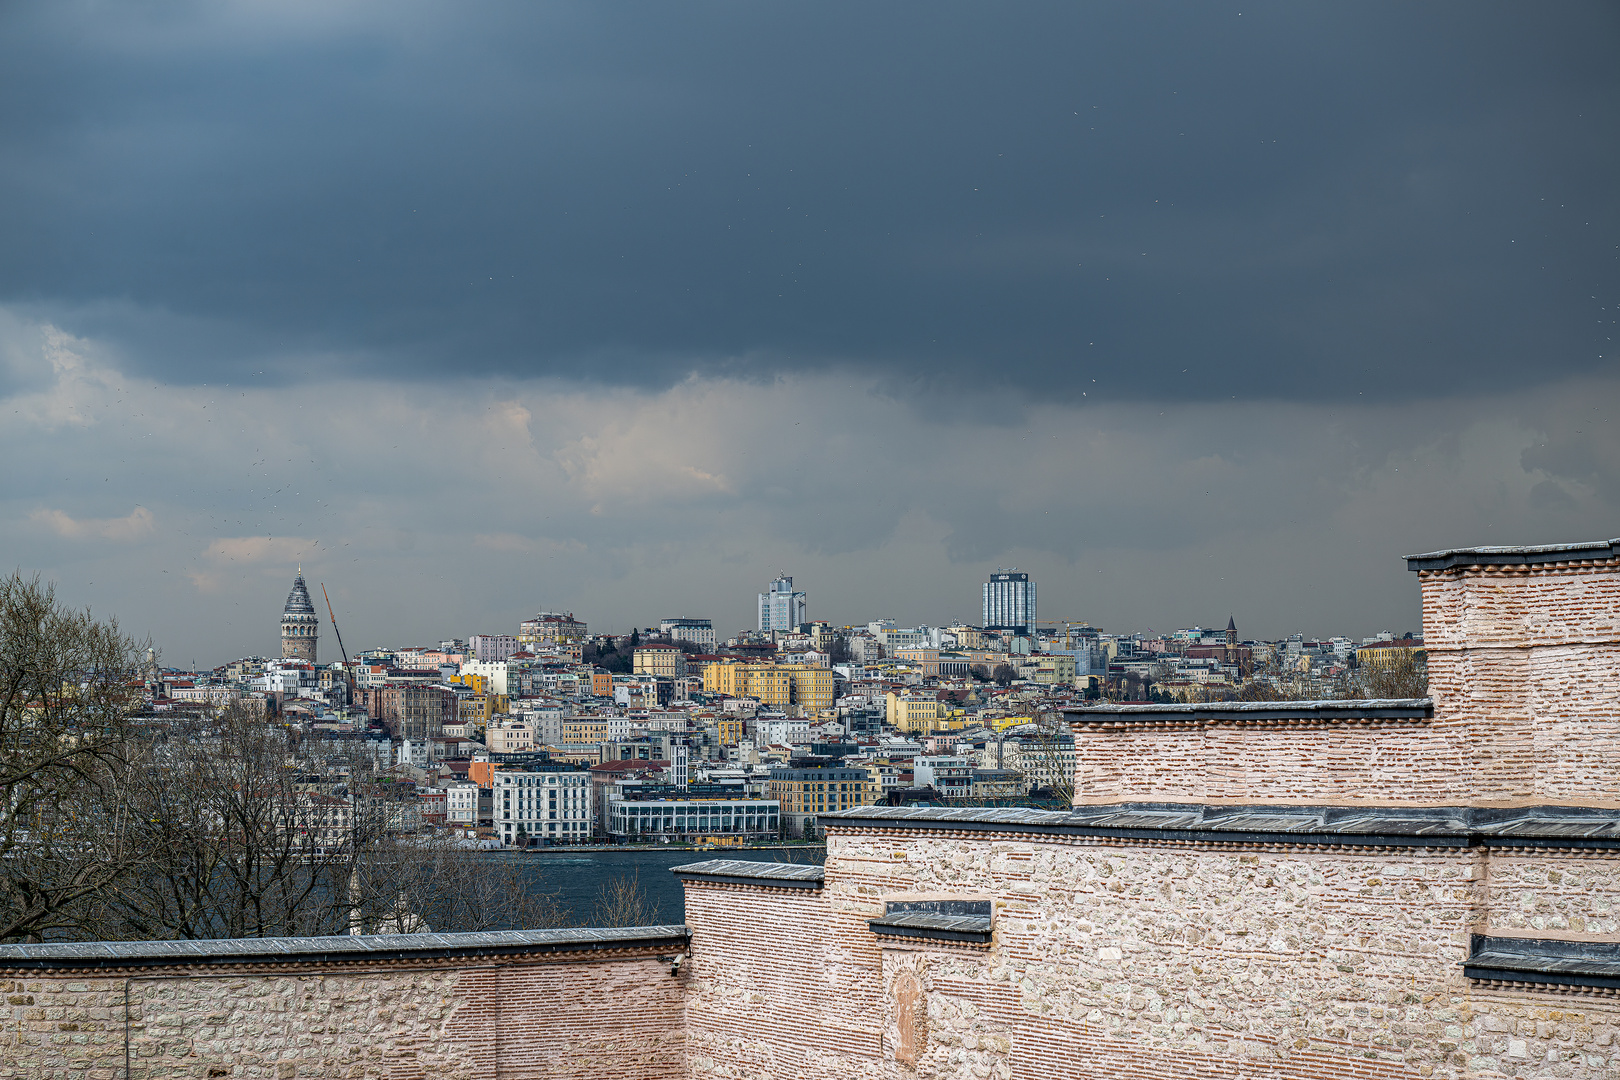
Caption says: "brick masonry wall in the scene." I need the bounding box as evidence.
[1,953,684,1080]
[1071,562,1620,808]
[1071,718,1473,806]
[683,883,886,1079]
[684,830,1620,1080]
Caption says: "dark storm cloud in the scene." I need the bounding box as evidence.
[1,1,1616,401]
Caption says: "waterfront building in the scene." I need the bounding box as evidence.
[494,765,593,846]
[607,789,781,842]
[767,765,871,837]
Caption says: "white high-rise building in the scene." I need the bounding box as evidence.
[758,575,807,632]
[983,569,1036,634]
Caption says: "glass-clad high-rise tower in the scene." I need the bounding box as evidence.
[759,575,807,632]
[982,569,1035,635]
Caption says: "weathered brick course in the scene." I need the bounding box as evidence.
[1071,561,1620,808]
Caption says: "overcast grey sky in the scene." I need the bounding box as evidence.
[2,1,1616,666]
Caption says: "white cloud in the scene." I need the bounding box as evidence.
[29,506,156,542]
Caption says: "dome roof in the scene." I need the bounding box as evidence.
[283,574,316,616]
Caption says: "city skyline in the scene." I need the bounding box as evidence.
[2,3,1614,667]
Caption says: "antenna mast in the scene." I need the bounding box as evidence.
[321,583,356,711]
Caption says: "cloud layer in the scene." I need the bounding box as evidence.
[1,4,1616,664]
[3,309,1615,666]
[1,2,1615,401]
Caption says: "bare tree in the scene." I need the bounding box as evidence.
[354,834,568,934]
[78,705,365,940]
[1340,649,1428,700]
[591,868,657,927]
[1013,717,1076,806]
[0,574,144,943]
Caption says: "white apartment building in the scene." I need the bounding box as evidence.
[460,659,512,696]
[913,755,975,798]
[758,717,811,746]
[495,769,593,846]
[445,782,478,825]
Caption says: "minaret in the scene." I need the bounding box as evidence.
[281,567,319,663]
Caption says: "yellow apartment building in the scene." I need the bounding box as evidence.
[633,644,689,677]
[561,717,611,744]
[886,691,945,733]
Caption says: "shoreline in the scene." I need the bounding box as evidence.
[508,843,827,855]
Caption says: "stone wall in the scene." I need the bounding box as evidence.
[681,828,1620,1080]
[0,927,689,1080]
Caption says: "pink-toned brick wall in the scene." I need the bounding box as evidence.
[1070,561,1620,808]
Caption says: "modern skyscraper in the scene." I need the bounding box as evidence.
[281,569,319,663]
[758,575,807,632]
[982,569,1036,635]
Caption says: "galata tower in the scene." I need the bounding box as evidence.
[280,568,319,663]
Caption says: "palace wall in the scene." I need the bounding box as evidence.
[681,829,1620,1080]
[1070,545,1620,808]
[681,539,1620,1080]
[0,927,689,1080]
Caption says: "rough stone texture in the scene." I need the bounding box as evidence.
[1484,854,1620,940]
[683,830,1620,1080]
[1070,561,1620,809]
[1,955,685,1079]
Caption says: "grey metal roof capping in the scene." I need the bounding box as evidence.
[0,925,691,971]
[869,911,993,945]
[821,802,1620,850]
[1065,698,1432,722]
[670,859,825,889]
[1465,935,1620,990]
[1406,538,1620,572]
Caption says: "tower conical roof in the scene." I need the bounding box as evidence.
[1226,615,1237,632]
[284,574,315,615]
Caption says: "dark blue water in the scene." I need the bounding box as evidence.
[503,847,825,926]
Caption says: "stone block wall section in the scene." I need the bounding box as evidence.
[0,926,690,1080]
[1066,539,1620,808]
[679,821,1620,1080]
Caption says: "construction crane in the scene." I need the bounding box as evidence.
[1033,620,1094,649]
[321,583,357,712]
